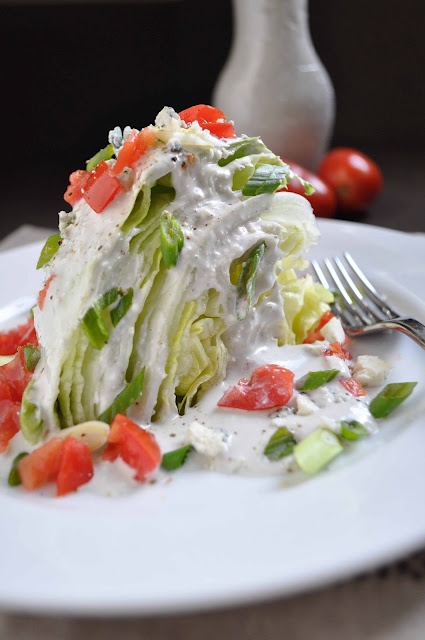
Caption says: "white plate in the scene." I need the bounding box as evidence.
[0,219,425,617]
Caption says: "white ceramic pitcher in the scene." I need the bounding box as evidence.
[212,0,335,170]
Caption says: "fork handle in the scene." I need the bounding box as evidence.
[349,317,425,350]
[389,317,425,349]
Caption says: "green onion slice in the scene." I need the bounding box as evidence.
[160,211,184,268]
[296,369,339,391]
[218,138,263,167]
[236,242,266,319]
[294,428,343,475]
[82,287,133,349]
[23,345,40,372]
[36,233,62,269]
[8,452,28,487]
[369,382,417,419]
[82,306,109,350]
[110,288,133,327]
[19,380,44,444]
[161,445,193,471]
[98,368,145,424]
[86,143,114,172]
[264,427,296,461]
[295,176,315,196]
[241,164,290,196]
[97,287,120,310]
[340,420,368,441]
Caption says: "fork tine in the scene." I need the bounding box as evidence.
[323,258,374,326]
[311,259,362,327]
[332,256,389,323]
[343,252,399,318]
[312,254,425,348]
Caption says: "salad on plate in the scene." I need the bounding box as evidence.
[0,104,417,497]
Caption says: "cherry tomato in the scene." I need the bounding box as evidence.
[278,158,337,218]
[317,148,383,212]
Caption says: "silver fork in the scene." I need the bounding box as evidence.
[311,251,425,350]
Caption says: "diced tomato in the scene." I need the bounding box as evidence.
[18,437,64,491]
[179,104,226,125]
[0,401,20,453]
[18,436,93,495]
[56,437,94,496]
[101,441,120,462]
[64,169,90,206]
[303,310,335,344]
[1,348,32,403]
[102,414,161,481]
[323,341,353,360]
[37,274,55,311]
[203,121,236,138]
[0,318,38,355]
[178,104,236,138]
[218,364,294,411]
[339,377,367,397]
[81,160,124,214]
[0,347,35,452]
[0,376,12,402]
[111,127,157,177]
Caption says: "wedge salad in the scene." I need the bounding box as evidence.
[0,104,418,497]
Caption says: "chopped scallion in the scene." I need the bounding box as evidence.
[241,164,289,196]
[161,445,193,471]
[218,138,263,167]
[160,211,184,268]
[296,369,339,391]
[236,242,266,319]
[36,233,62,269]
[97,287,119,310]
[23,345,40,372]
[294,428,343,475]
[8,452,28,487]
[82,307,109,350]
[110,288,133,327]
[19,380,44,443]
[369,382,417,419]
[86,143,114,172]
[98,368,145,424]
[264,427,296,461]
[340,420,368,441]
[82,287,135,347]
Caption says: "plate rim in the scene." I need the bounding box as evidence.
[0,220,425,617]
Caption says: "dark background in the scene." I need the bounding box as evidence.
[1,0,424,238]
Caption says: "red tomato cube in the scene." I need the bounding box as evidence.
[102,414,161,481]
[218,364,294,411]
[56,437,94,496]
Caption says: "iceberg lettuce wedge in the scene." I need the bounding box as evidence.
[23,106,331,443]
